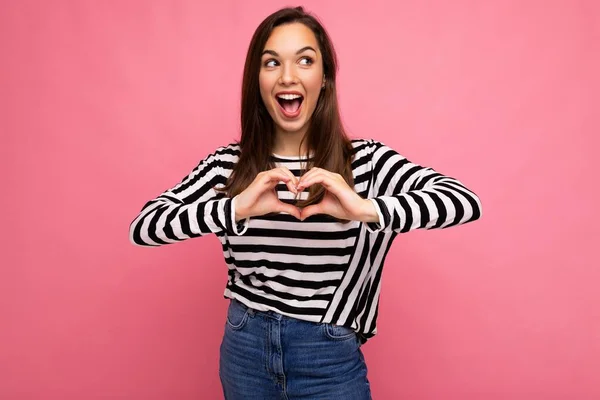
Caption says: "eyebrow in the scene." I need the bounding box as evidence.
[261,46,317,57]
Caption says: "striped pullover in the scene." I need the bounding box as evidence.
[129,139,482,342]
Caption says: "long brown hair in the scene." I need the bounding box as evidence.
[224,6,354,207]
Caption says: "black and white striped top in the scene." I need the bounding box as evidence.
[129,139,482,342]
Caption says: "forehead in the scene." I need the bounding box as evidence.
[263,22,319,54]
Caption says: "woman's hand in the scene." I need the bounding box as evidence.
[234,167,301,221]
[297,168,379,223]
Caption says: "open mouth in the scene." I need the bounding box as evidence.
[276,94,304,117]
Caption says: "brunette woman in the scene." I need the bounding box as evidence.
[130,6,482,399]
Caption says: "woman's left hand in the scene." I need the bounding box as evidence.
[297,168,379,223]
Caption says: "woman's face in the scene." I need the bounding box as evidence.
[259,22,325,139]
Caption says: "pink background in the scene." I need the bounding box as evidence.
[2,1,599,399]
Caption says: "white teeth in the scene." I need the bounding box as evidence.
[277,94,303,100]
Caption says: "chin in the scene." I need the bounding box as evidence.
[274,114,307,133]
[278,122,308,135]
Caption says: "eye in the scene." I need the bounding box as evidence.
[263,59,279,68]
[299,56,314,66]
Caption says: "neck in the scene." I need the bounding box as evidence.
[272,128,309,156]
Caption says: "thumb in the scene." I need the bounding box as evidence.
[276,202,301,220]
[300,203,324,221]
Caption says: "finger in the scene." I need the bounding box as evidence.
[261,171,292,189]
[276,167,299,194]
[262,170,291,182]
[264,168,298,194]
[297,169,323,190]
[297,167,322,186]
[298,173,338,192]
[300,203,324,221]
[276,202,301,220]
[276,167,299,184]
[298,168,341,190]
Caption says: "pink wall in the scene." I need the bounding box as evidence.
[2,0,599,399]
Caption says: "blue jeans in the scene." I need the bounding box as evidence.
[219,299,372,399]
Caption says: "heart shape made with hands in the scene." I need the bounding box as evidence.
[235,167,377,223]
[280,168,373,222]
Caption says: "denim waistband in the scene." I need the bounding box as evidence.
[231,298,291,322]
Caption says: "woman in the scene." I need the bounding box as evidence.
[129,6,482,399]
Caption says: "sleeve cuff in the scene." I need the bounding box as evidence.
[365,198,390,233]
[230,196,249,235]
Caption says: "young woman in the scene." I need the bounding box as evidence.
[129,6,482,399]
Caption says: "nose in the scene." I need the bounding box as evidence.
[279,63,297,86]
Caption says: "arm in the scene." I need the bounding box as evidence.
[365,140,482,233]
[128,145,248,247]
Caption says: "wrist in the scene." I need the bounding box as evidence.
[233,196,246,222]
[359,199,380,223]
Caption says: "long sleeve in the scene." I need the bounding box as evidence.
[365,140,482,233]
[129,144,248,247]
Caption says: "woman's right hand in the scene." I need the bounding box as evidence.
[233,167,301,221]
